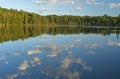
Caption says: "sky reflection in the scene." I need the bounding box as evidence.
[0,33,120,79]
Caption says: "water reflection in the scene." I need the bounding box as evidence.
[0,25,120,43]
[27,49,42,55]
[108,40,120,46]
[0,26,120,79]
[18,60,29,71]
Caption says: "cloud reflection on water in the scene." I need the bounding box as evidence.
[0,56,4,60]
[108,40,120,46]
[0,35,103,79]
[63,70,80,79]
[27,48,42,55]
[84,43,102,48]
[4,74,18,79]
[30,57,42,67]
[18,60,29,71]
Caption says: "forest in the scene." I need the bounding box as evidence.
[0,7,120,26]
[0,7,120,42]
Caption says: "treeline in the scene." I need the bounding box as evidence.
[0,7,120,26]
[46,15,120,26]
[0,7,48,25]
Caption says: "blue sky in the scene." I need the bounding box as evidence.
[0,0,120,16]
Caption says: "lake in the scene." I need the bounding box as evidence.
[0,26,120,79]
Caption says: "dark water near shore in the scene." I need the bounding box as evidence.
[0,26,120,79]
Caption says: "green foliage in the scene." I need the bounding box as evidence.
[0,7,120,42]
[46,15,120,26]
[0,7,120,26]
[0,7,48,25]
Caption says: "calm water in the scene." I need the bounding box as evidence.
[0,26,120,79]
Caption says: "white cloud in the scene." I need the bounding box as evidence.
[34,0,47,4]
[62,57,72,68]
[5,74,18,79]
[50,0,57,4]
[108,40,120,46]
[30,57,42,67]
[61,57,82,68]
[47,48,62,57]
[18,60,29,71]
[36,44,62,56]
[34,0,75,5]
[84,43,102,48]
[109,3,120,8]
[60,44,74,50]
[36,44,57,51]
[34,0,57,5]
[76,38,82,42]
[75,58,82,64]
[63,71,80,79]
[86,0,104,5]
[61,0,75,4]
[12,52,21,56]
[82,64,92,71]
[4,72,30,79]
[75,7,82,11]
[27,48,41,55]
[36,43,74,57]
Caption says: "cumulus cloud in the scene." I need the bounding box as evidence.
[49,44,57,49]
[34,0,57,5]
[61,0,75,4]
[18,60,29,71]
[34,0,75,5]
[35,44,63,57]
[36,44,60,57]
[47,48,62,57]
[75,58,82,64]
[75,7,82,11]
[84,43,102,48]
[109,3,120,8]
[108,40,120,46]
[76,38,82,42]
[27,48,41,55]
[82,63,92,71]
[36,43,75,57]
[36,44,57,51]
[86,0,104,5]
[3,71,30,79]
[5,74,18,79]
[48,44,62,57]
[60,44,74,50]
[63,71,80,79]
[62,57,72,68]
[61,57,82,68]
[12,52,21,56]
[30,57,42,67]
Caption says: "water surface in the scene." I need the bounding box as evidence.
[0,26,120,79]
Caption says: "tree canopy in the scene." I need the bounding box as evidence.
[0,7,120,26]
